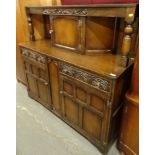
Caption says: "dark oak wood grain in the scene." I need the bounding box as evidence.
[18,4,138,155]
[25,4,138,66]
[19,40,133,154]
[19,39,133,79]
[21,48,52,111]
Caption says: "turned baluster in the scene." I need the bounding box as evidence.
[120,9,135,67]
[27,13,35,41]
[51,0,57,5]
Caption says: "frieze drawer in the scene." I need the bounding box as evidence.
[58,62,112,93]
[21,48,49,64]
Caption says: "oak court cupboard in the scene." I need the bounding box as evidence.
[19,4,138,155]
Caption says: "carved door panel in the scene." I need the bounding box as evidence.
[58,62,112,143]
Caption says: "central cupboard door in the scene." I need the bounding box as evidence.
[50,16,84,53]
[58,65,110,143]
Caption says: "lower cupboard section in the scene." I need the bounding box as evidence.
[58,73,110,149]
[20,45,133,154]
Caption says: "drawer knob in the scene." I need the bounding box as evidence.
[49,30,53,34]
[44,82,48,85]
[43,10,49,14]
[60,91,63,94]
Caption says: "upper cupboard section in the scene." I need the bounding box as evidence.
[50,15,117,54]
[26,5,138,56]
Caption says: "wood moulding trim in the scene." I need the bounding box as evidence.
[58,62,111,93]
[43,8,88,16]
[21,48,47,64]
[27,4,137,16]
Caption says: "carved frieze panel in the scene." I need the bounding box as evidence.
[43,8,88,16]
[21,48,47,64]
[58,62,111,92]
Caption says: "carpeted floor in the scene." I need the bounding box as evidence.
[16,82,121,155]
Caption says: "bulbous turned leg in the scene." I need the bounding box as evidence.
[120,24,133,67]
[27,14,35,41]
[119,8,136,67]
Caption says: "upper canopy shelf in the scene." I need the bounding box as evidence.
[25,4,138,67]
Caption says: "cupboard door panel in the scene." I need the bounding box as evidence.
[53,16,79,48]
[76,87,87,103]
[27,74,37,96]
[37,80,52,110]
[90,95,105,112]
[83,108,102,140]
[38,80,48,103]
[59,72,106,142]
[22,51,52,111]
[39,68,48,81]
[25,62,32,72]
[64,96,79,125]
[31,65,39,76]
[86,17,115,51]
[63,80,73,96]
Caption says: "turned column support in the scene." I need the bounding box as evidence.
[26,8,35,41]
[27,14,35,41]
[51,0,58,5]
[120,8,136,67]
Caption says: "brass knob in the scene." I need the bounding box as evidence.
[60,91,63,94]
[49,30,53,34]
[43,10,49,14]
[44,82,48,85]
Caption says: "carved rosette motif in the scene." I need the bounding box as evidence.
[43,9,88,16]
[21,48,47,64]
[59,63,111,92]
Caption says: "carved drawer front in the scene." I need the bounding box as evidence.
[21,48,49,65]
[58,62,112,93]
[59,71,108,143]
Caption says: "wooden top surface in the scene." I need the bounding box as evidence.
[19,40,133,79]
[26,4,137,18]
[26,4,137,9]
